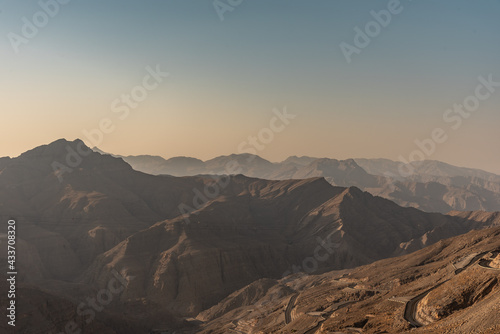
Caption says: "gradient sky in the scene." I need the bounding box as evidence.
[1,0,499,173]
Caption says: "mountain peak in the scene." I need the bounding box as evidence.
[18,139,89,160]
[11,139,133,181]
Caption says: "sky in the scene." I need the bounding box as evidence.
[1,0,499,173]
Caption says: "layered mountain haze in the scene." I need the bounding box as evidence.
[2,139,500,333]
[95,148,500,213]
[354,158,500,183]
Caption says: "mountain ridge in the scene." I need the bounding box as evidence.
[3,138,500,333]
[90,146,500,213]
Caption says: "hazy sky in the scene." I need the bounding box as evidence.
[1,0,499,173]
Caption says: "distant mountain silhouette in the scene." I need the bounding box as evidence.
[93,148,500,213]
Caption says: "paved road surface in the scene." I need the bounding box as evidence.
[404,281,446,327]
[454,252,489,274]
[285,293,299,324]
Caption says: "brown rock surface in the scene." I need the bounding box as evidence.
[3,139,500,333]
[197,227,500,334]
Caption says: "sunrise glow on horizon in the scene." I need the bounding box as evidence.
[1,0,499,173]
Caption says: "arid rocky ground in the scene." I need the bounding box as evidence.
[1,140,499,333]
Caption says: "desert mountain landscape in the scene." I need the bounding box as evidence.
[1,139,500,333]
[199,223,500,334]
[96,149,500,214]
[4,2,499,333]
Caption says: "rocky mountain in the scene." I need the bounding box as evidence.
[2,139,500,333]
[198,225,500,334]
[96,148,500,214]
[0,139,233,281]
[84,180,482,318]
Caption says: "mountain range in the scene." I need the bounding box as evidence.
[1,139,499,333]
[93,148,500,214]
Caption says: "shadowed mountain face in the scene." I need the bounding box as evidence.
[2,139,500,333]
[84,182,482,317]
[0,140,222,280]
[98,149,500,213]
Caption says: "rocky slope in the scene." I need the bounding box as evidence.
[198,226,500,334]
[81,178,459,317]
[81,179,498,319]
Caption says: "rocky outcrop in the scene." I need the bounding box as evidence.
[490,254,500,269]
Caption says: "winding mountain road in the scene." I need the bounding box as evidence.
[404,251,490,327]
[404,282,447,327]
[303,301,356,334]
[285,293,299,324]
[478,259,500,270]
